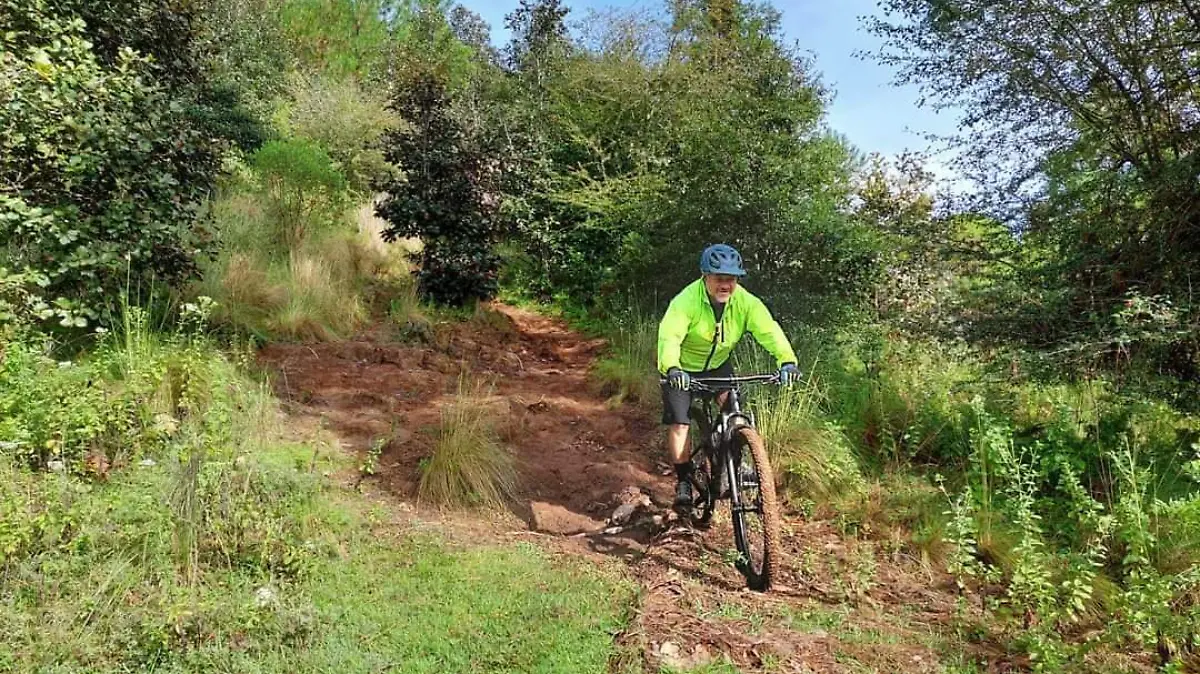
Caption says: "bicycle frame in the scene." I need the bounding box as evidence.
[690,374,776,443]
[689,375,777,508]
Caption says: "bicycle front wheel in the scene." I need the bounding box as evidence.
[729,427,781,591]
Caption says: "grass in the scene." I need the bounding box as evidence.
[832,472,951,566]
[0,318,635,672]
[751,373,865,506]
[418,376,518,508]
[193,188,398,343]
[0,446,636,673]
[591,315,659,407]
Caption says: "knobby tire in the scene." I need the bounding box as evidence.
[730,427,781,591]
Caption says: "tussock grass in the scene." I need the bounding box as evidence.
[731,347,865,505]
[593,316,658,406]
[266,250,368,341]
[196,191,385,342]
[833,473,951,566]
[418,376,517,507]
[754,378,865,504]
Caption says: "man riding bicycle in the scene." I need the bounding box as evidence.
[658,244,799,508]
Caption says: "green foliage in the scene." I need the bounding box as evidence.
[278,0,398,80]
[378,70,502,306]
[869,0,1200,380]
[0,268,50,327]
[499,3,873,326]
[591,314,659,406]
[203,0,291,110]
[753,378,865,505]
[252,139,350,248]
[0,0,235,329]
[0,309,634,670]
[282,75,404,193]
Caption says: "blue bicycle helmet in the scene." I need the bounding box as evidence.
[699,244,747,277]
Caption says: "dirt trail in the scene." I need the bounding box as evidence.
[259,305,996,673]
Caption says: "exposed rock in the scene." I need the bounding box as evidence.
[691,644,713,668]
[658,641,686,670]
[530,501,603,535]
[254,585,277,608]
[609,502,639,525]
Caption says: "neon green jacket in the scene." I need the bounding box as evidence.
[657,278,797,374]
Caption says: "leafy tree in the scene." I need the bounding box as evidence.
[504,0,570,74]
[377,71,500,305]
[498,1,872,325]
[869,0,1200,374]
[252,139,350,248]
[449,5,498,66]
[278,0,399,80]
[284,75,403,194]
[0,0,232,328]
[202,0,292,110]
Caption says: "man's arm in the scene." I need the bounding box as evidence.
[657,299,690,374]
[746,295,797,367]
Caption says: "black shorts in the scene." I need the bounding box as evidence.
[661,360,735,425]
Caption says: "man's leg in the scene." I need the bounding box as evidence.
[666,424,691,464]
[666,423,694,504]
[661,381,695,507]
[667,424,695,507]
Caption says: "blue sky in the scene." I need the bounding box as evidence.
[458,0,961,167]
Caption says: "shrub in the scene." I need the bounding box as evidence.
[377,70,501,306]
[252,139,351,249]
[0,0,234,328]
[283,74,403,193]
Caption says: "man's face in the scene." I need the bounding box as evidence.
[704,273,738,303]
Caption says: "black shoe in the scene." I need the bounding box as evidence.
[673,480,694,508]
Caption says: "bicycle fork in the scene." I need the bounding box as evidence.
[725,447,761,516]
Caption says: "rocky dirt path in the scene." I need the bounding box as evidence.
[258,305,997,673]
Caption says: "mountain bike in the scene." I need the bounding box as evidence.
[668,373,783,592]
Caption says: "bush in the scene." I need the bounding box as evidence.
[0,0,235,329]
[251,139,351,249]
[377,70,501,306]
[283,75,403,193]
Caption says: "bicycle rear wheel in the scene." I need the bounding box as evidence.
[729,427,781,591]
[686,446,715,526]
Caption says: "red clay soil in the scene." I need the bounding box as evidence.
[256,304,1087,674]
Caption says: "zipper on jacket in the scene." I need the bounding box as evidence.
[700,282,725,372]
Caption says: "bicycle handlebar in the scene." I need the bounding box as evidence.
[659,373,782,391]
